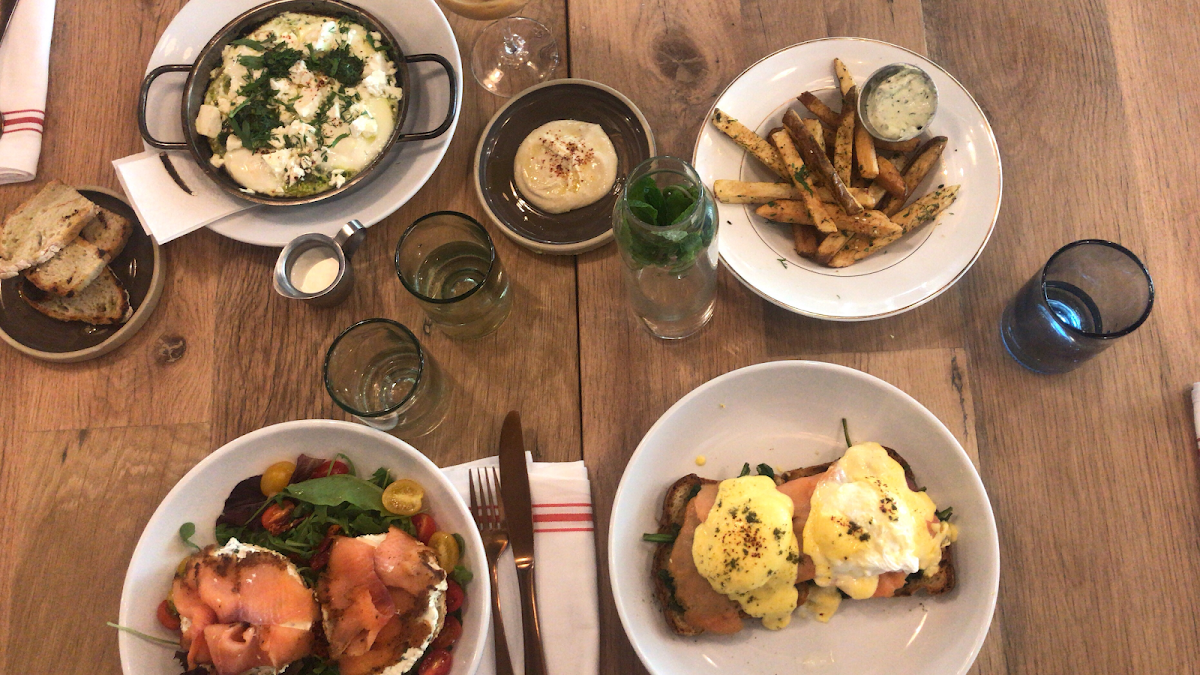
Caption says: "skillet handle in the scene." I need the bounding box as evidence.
[394,53,458,143]
[139,64,191,150]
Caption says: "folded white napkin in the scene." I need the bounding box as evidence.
[0,0,56,184]
[441,455,599,675]
[113,150,252,243]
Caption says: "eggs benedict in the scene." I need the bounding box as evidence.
[650,443,958,635]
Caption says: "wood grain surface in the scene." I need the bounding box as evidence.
[3,0,1200,673]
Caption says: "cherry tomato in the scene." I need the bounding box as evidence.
[382,479,425,516]
[262,500,297,534]
[444,579,465,613]
[418,649,453,675]
[429,615,461,652]
[428,531,460,571]
[157,599,180,631]
[411,514,438,544]
[312,459,350,478]
[259,461,296,497]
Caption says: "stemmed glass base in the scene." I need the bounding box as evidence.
[471,17,559,97]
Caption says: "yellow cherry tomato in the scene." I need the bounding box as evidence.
[382,479,425,516]
[260,461,296,497]
[428,531,460,571]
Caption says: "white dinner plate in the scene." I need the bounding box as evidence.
[117,420,488,675]
[693,38,1002,320]
[142,0,463,247]
[609,361,999,675]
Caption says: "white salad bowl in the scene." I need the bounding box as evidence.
[117,419,488,675]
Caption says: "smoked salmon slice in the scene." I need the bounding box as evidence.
[318,527,448,675]
[171,540,319,675]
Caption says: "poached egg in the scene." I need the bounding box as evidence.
[802,442,957,615]
[691,475,800,630]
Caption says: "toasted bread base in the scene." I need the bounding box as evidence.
[650,448,956,635]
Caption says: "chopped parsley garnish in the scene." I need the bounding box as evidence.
[306,42,364,86]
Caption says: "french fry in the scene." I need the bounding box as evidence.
[824,127,838,160]
[803,118,826,154]
[755,200,814,225]
[815,231,850,264]
[855,122,879,179]
[792,224,820,259]
[834,58,855,96]
[711,108,790,181]
[891,185,960,233]
[827,235,869,268]
[867,153,909,205]
[874,156,908,198]
[831,209,902,238]
[885,136,948,216]
[848,187,877,209]
[874,137,921,153]
[834,87,857,186]
[714,180,803,204]
[797,91,841,128]
[767,129,839,234]
[781,109,862,216]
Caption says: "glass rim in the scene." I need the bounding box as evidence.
[620,155,705,232]
[394,210,497,305]
[322,318,425,418]
[1039,239,1154,340]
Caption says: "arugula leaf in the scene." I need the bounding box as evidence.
[368,467,391,489]
[334,453,358,477]
[178,522,201,551]
[451,565,473,587]
[106,622,178,648]
[284,474,386,512]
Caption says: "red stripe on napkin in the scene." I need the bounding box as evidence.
[3,116,43,127]
[533,513,593,523]
[2,109,45,117]
[533,503,592,509]
[534,527,595,533]
[3,127,43,135]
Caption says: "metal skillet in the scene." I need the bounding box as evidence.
[136,0,457,206]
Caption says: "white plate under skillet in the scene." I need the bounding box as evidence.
[609,361,999,675]
[117,420,489,675]
[142,0,463,247]
[693,38,1002,320]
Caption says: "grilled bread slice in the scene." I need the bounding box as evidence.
[20,267,131,325]
[0,181,99,279]
[649,448,956,636]
[23,206,133,296]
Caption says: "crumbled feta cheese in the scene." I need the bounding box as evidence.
[330,169,346,188]
[294,92,320,121]
[350,114,378,138]
[195,104,223,138]
[327,101,342,121]
[360,52,400,98]
[226,134,243,152]
[289,60,314,86]
[311,21,340,52]
[209,154,225,169]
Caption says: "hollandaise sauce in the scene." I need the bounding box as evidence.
[692,475,800,630]
[803,442,957,614]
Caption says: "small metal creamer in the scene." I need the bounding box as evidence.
[273,220,366,307]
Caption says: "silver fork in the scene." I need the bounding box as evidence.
[469,466,515,675]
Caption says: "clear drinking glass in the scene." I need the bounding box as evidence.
[1000,240,1154,374]
[613,156,719,339]
[395,211,512,339]
[435,0,560,98]
[323,319,451,437]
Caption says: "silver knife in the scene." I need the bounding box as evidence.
[497,410,548,675]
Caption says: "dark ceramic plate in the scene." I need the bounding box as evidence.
[474,79,655,254]
[0,187,164,362]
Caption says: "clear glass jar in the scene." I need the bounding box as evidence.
[613,156,718,339]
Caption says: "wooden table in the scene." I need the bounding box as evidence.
[3,0,1199,672]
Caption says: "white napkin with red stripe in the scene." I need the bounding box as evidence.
[0,0,56,183]
[441,455,598,675]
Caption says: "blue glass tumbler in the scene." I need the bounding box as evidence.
[1000,240,1153,374]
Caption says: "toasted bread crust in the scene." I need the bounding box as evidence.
[651,449,956,636]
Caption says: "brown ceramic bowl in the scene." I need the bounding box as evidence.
[473,79,655,254]
[0,187,164,362]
